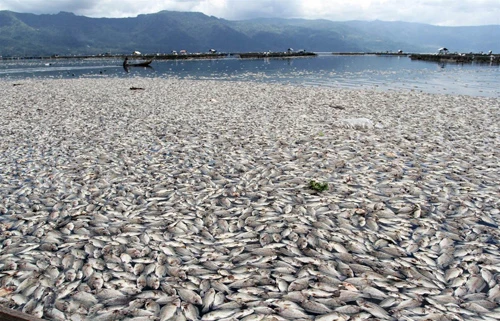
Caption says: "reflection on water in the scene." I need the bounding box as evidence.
[122,65,154,73]
[0,55,498,97]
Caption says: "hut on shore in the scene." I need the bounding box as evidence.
[438,47,449,55]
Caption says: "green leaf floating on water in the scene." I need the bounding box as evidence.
[309,180,328,192]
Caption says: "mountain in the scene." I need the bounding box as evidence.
[0,10,498,57]
[342,20,500,53]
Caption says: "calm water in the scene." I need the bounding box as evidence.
[1,53,498,97]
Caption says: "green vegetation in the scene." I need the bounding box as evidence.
[0,10,498,57]
[309,180,329,192]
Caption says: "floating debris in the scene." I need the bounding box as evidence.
[308,180,329,192]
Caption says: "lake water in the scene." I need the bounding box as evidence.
[1,53,498,97]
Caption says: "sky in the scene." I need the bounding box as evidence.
[0,0,499,26]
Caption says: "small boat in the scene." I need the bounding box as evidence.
[123,57,153,67]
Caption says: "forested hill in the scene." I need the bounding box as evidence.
[0,10,498,56]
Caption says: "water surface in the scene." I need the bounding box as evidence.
[1,53,498,97]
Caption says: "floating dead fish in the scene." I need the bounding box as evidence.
[1,79,499,320]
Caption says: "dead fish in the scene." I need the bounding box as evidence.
[356,299,394,320]
[202,288,216,313]
[201,309,238,320]
[177,287,202,305]
[300,299,332,314]
[159,299,180,321]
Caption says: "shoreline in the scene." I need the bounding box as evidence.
[1,57,498,98]
[1,78,500,320]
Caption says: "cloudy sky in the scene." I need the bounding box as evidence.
[0,0,499,26]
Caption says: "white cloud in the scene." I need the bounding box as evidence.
[0,0,498,26]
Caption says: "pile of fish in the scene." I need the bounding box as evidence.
[0,78,500,321]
